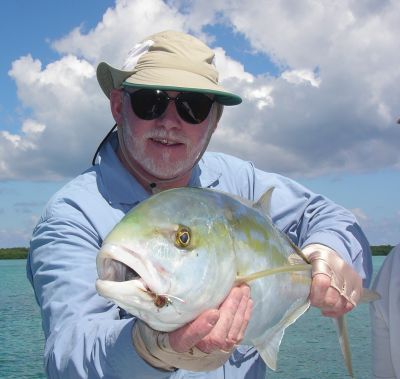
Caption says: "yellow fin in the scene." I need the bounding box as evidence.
[253,187,274,215]
[360,288,380,303]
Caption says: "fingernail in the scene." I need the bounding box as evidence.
[208,310,220,326]
[226,337,237,345]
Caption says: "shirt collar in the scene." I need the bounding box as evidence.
[98,133,149,205]
[98,133,222,206]
[192,157,222,188]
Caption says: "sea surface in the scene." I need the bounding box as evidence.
[0,256,385,379]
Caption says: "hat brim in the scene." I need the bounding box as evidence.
[96,62,242,106]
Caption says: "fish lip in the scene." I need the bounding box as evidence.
[96,242,168,297]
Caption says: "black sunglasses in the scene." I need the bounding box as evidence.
[126,89,215,124]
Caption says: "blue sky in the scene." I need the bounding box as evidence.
[0,1,113,131]
[0,0,399,247]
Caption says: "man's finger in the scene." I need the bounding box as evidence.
[236,298,253,343]
[309,274,330,307]
[169,309,220,353]
[320,288,346,313]
[226,286,251,344]
[196,286,247,352]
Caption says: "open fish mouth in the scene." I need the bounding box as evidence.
[96,243,170,307]
[125,266,141,281]
[97,244,145,282]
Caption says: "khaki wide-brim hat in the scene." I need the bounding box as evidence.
[96,30,242,106]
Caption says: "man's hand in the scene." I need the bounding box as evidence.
[309,274,354,317]
[133,284,253,372]
[169,284,253,354]
[303,244,362,318]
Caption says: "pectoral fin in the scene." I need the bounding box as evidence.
[254,302,310,370]
[235,264,311,285]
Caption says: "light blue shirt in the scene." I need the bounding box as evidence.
[371,245,400,379]
[27,134,372,378]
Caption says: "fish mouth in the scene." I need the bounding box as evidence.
[96,243,167,303]
[97,244,143,282]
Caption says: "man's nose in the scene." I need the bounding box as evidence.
[156,100,182,129]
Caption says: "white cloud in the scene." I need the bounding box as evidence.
[213,47,254,83]
[52,0,187,66]
[350,208,369,223]
[2,53,107,180]
[243,86,274,110]
[22,120,46,135]
[206,0,400,177]
[1,0,400,180]
[1,131,23,148]
[282,69,321,88]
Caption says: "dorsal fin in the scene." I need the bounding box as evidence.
[254,187,274,215]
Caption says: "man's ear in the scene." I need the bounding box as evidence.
[210,121,218,134]
[110,89,124,124]
[210,103,223,133]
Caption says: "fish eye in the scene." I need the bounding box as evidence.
[175,226,191,248]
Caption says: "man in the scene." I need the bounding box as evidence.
[27,30,372,378]
[371,244,400,378]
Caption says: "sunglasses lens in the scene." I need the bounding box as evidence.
[176,93,214,124]
[128,89,214,124]
[129,89,168,120]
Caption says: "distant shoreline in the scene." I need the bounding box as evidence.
[0,245,395,259]
[0,248,30,259]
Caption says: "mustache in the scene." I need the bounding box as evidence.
[121,110,191,145]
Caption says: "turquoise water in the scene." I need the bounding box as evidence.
[0,260,46,379]
[0,257,385,379]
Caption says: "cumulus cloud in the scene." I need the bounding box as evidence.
[52,0,187,65]
[281,69,321,88]
[208,0,400,176]
[1,0,400,181]
[2,54,108,179]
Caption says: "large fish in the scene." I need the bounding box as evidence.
[96,187,359,375]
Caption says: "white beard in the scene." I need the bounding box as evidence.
[119,116,211,180]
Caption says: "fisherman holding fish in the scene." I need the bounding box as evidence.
[27,30,372,378]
